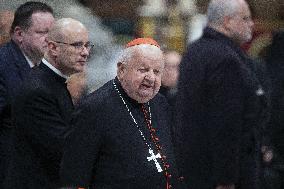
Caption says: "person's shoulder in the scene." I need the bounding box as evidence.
[0,41,12,54]
[189,31,236,53]
[152,92,170,108]
[183,40,235,70]
[0,41,19,58]
[77,80,114,111]
[0,41,24,71]
[0,42,13,67]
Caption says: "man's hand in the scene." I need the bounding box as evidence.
[216,184,235,189]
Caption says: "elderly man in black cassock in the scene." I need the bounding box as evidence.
[60,38,184,189]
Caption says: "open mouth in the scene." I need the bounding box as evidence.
[141,83,153,89]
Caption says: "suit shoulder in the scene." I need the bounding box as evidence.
[0,44,12,68]
[0,42,24,71]
[184,39,241,71]
[77,80,114,111]
[152,93,170,109]
[188,38,235,58]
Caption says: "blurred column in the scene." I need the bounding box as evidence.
[165,5,186,53]
[137,0,167,38]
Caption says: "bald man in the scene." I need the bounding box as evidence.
[5,18,92,189]
[174,0,269,189]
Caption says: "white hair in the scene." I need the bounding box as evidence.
[117,44,163,65]
[207,0,242,26]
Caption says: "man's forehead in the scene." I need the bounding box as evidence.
[62,23,88,37]
[135,51,163,61]
[63,30,89,43]
[30,12,54,27]
[131,54,164,67]
[31,11,53,20]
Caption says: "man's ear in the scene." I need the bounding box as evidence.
[223,16,232,31]
[48,41,58,56]
[117,62,126,79]
[13,26,24,43]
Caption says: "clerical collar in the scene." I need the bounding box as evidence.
[114,77,143,107]
[42,58,68,80]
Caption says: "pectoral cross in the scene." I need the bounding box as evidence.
[147,149,163,172]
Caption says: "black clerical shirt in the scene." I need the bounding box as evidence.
[60,77,184,189]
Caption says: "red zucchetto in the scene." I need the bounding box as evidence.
[126,38,160,48]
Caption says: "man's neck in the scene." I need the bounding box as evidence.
[42,57,69,79]
[208,24,230,38]
[208,24,243,46]
[11,38,41,66]
[23,53,40,67]
[27,55,41,67]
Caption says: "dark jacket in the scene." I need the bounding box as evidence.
[266,31,284,159]
[60,78,185,189]
[5,63,74,189]
[0,40,31,186]
[174,27,270,189]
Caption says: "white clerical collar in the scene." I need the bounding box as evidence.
[23,53,36,68]
[42,58,68,79]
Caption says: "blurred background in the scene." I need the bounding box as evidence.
[80,0,284,56]
[1,0,284,89]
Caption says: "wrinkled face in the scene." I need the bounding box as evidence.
[227,1,254,44]
[118,47,164,103]
[21,12,54,60]
[55,26,90,76]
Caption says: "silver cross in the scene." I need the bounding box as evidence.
[147,149,163,172]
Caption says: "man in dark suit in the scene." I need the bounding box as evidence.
[174,0,270,189]
[5,18,91,189]
[0,2,54,187]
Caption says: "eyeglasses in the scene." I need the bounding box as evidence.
[53,41,94,51]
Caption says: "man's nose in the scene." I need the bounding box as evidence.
[80,46,90,57]
[145,71,155,81]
